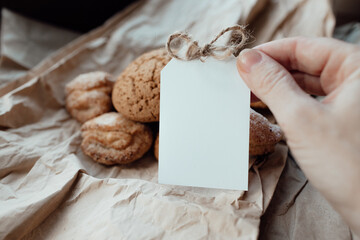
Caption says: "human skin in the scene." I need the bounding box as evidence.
[236,37,360,238]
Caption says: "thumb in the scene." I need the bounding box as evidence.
[237,49,319,131]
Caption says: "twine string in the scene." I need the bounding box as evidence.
[166,25,250,62]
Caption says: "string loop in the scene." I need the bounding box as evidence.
[166,25,250,62]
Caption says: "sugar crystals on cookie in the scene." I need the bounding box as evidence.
[81,112,153,165]
[65,71,114,123]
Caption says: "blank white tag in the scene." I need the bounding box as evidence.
[159,58,250,190]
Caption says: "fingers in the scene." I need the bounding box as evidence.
[255,37,360,94]
[237,49,319,130]
[252,71,325,104]
[292,71,326,96]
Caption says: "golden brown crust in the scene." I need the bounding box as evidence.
[249,109,283,156]
[65,71,114,123]
[81,112,153,165]
[112,48,171,122]
[154,132,159,160]
[250,101,268,109]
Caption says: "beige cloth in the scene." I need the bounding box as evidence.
[0,0,335,239]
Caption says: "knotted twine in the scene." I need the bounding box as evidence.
[166,25,251,62]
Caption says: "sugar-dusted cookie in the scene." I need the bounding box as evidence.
[154,132,159,160]
[81,112,153,165]
[65,71,114,123]
[112,48,171,122]
[249,109,283,156]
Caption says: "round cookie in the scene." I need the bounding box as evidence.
[154,132,159,160]
[112,48,171,122]
[66,71,114,123]
[81,112,153,165]
[249,109,283,156]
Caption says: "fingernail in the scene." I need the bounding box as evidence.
[237,49,262,73]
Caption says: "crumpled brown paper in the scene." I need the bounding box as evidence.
[260,157,353,239]
[0,0,335,239]
[0,9,80,89]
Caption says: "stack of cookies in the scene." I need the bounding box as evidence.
[65,48,283,166]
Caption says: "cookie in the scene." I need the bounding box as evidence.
[81,112,153,165]
[154,132,159,160]
[250,101,267,109]
[249,109,283,155]
[112,48,171,122]
[65,71,114,123]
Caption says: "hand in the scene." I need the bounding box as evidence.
[236,37,360,237]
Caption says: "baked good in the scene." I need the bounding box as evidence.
[249,109,283,155]
[250,100,267,109]
[154,132,159,160]
[81,112,153,165]
[65,71,114,123]
[112,48,171,122]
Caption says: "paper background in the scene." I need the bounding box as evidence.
[0,0,347,239]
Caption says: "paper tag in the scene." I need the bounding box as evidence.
[159,57,250,190]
